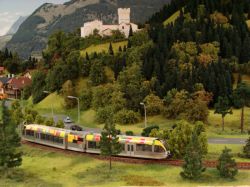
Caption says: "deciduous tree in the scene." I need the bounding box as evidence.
[214,96,232,131]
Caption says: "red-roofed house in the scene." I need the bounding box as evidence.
[5,77,32,99]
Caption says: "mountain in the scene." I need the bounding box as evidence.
[0,16,27,50]
[0,35,12,50]
[6,0,170,59]
[6,16,28,35]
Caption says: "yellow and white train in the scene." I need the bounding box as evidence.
[22,124,170,159]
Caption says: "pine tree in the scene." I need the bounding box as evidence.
[237,73,242,85]
[127,39,132,48]
[100,115,122,170]
[217,147,238,179]
[86,52,90,61]
[180,132,205,180]
[4,48,9,58]
[214,96,232,131]
[240,36,250,64]
[109,42,114,55]
[128,25,133,37]
[118,46,122,52]
[0,101,22,174]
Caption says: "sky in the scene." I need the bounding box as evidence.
[0,0,70,36]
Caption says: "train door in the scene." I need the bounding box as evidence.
[127,144,135,156]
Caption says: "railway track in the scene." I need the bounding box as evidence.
[22,140,250,170]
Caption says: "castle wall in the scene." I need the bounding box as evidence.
[80,8,138,38]
[118,8,130,24]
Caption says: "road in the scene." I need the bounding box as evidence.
[42,114,248,145]
[208,138,247,145]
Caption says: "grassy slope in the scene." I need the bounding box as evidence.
[247,20,250,28]
[80,40,128,56]
[163,10,180,26]
[1,145,250,187]
[32,88,250,139]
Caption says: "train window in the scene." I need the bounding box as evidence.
[88,141,100,149]
[154,145,165,153]
[121,144,125,151]
[128,145,130,151]
[136,144,152,152]
[26,130,34,137]
[41,133,46,140]
[40,133,63,144]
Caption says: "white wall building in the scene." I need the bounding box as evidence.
[81,8,139,38]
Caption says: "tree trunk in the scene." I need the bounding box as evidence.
[222,116,224,131]
[241,106,244,133]
[109,155,112,170]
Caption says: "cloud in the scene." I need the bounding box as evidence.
[0,11,24,36]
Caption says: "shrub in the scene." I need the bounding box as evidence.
[55,120,64,128]
[96,106,112,124]
[168,121,208,159]
[114,109,140,124]
[141,125,159,137]
[125,131,134,136]
[45,118,54,126]
[35,115,45,124]
[143,93,164,116]
[217,147,238,179]
[80,90,92,111]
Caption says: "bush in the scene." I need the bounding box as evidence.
[35,115,45,124]
[167,121,208,159]
[125,131,134,136]
[217,147,238,179]
[80,90,92,111]
[96,107,112,124]
[141,125,159,137]
[45,118,54,126]
[143,93,164,116]
[55,120,64,128]
[114,109,140,124]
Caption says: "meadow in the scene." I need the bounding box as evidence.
[1,145,250,187]
[80,40,128,56]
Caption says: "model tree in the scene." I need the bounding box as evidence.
[180,131,206,180]
[233,83,250,133]
[217,147,238,179]
[0,102,22,175]
[100,115,122,170]
[214,96,232,131]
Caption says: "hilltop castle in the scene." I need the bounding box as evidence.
[80,8,139,38]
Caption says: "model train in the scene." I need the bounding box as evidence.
[22,124,170,159]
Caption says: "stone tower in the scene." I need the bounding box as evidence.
[118,8,130,24]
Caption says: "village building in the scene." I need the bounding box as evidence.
[5,77,32,99]
[81,8,139,38]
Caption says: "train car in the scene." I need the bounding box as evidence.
[22,124,67,149]
[22,124,170,159]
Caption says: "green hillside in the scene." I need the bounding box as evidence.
[80,41,128,56]
[247,20,250,28]
[163,10,181,25]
